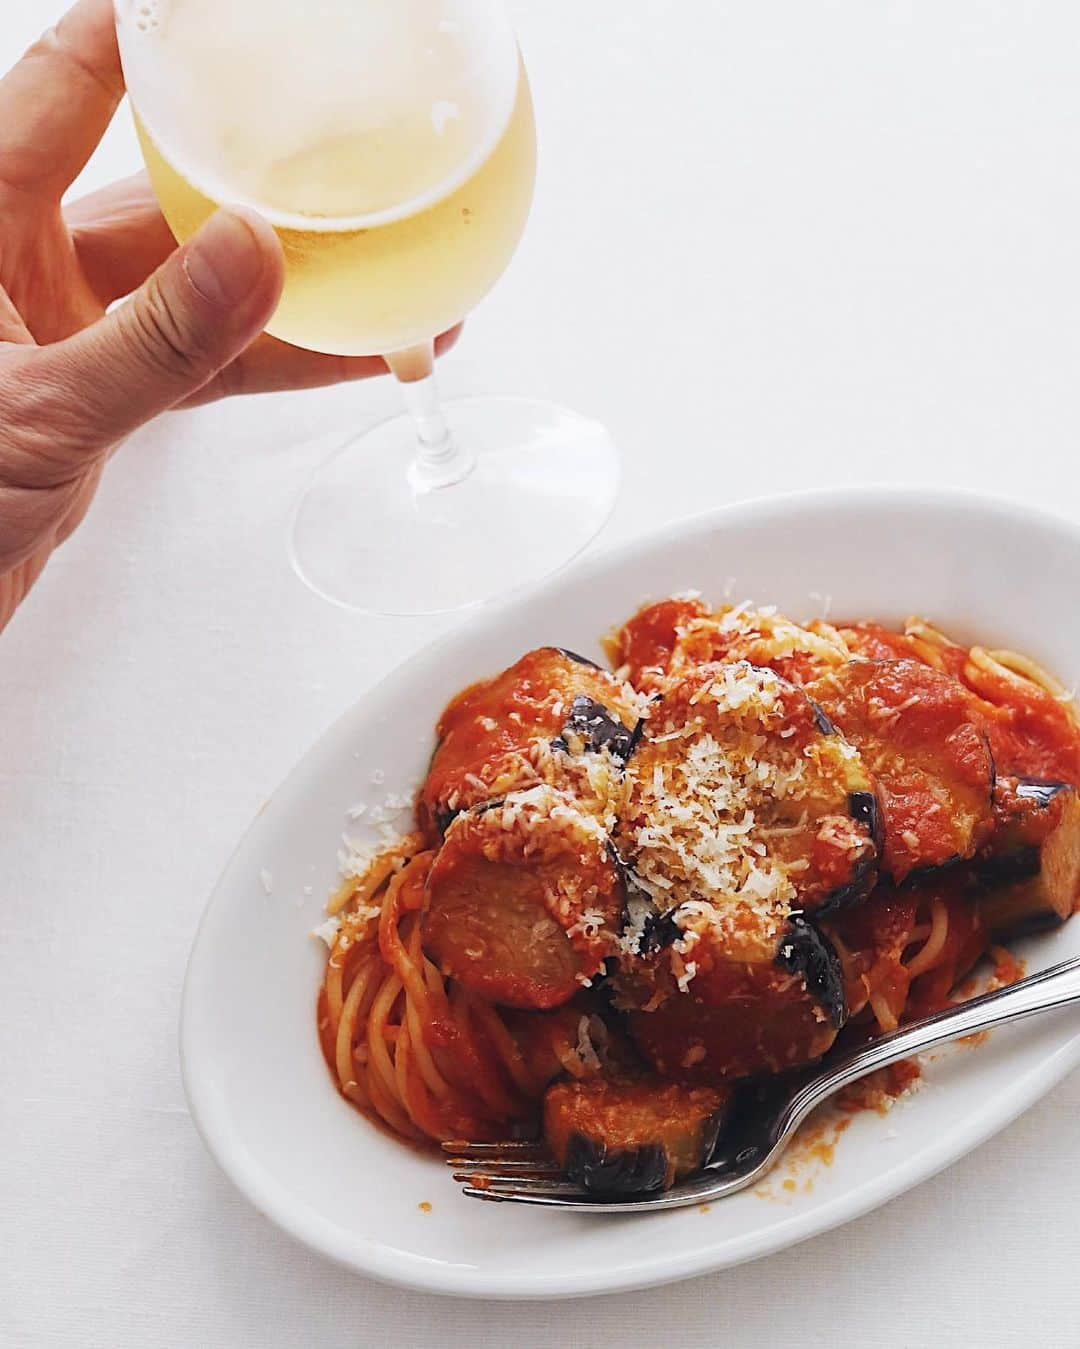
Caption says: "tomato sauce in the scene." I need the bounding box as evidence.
[605,596,709,691]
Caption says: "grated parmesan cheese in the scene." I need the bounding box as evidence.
[574,1016,603,1073]
[618,661,856,980]
[676,960,698,992]
[338,837,380,878]
[311,916,341,947]
[566,908,608,942]
[663,602,850,687]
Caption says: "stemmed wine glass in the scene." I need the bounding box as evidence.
[115,0,618,614]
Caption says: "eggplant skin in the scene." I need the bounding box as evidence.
[849,790,885,855]
[552,694,640,762]
[818,794,882,914]
[976,777,1074,885]
[807,697,838,737]
[1016,779,1073,808]
[980,897,1066,939]
[819,852,877,915]
[903,853,965,886]
[436,793,503,836]
[554,647,603,670]
[976,845,1040,887]
[563,1133,671,1195]
[433,804,459,835]
[639,905,681,954]
[775,916,846,1029]
[609,858,681,956]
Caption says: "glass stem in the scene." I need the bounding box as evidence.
[387,342,475,492]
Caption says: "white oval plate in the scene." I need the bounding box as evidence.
[182,487,1080,1299]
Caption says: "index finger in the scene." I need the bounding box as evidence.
[0,0,123,202]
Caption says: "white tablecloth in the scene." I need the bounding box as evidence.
[4,2,1080,1344]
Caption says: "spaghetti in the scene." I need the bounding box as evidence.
[318,835,602,1141]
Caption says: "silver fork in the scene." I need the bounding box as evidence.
[444,951,1080,1211]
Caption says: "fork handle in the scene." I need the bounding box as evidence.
[790,951,1080,1125]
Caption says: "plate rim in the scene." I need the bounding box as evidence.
[180,483,1080,1299]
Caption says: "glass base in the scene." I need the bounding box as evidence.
[289,396,620,615]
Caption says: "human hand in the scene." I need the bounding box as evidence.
[0,0,458,630]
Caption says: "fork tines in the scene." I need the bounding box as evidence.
[441,1139,589,1202]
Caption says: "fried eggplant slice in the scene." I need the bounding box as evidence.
[617,661,878,921]
[617,908,847,1083]
[811,658,995,883]
[977,779,1080,936]
[419,647,643,838]
[543,1075,730,1194]
[422,787,624,1010]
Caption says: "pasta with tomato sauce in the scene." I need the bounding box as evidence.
[315,606,1080,1195]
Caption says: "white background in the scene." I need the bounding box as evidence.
[4,0,1080,1344]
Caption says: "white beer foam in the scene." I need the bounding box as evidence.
[116,0,518,228]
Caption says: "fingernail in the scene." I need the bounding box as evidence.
[183,209,267,308]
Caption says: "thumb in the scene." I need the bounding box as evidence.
[43,206,285,449]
